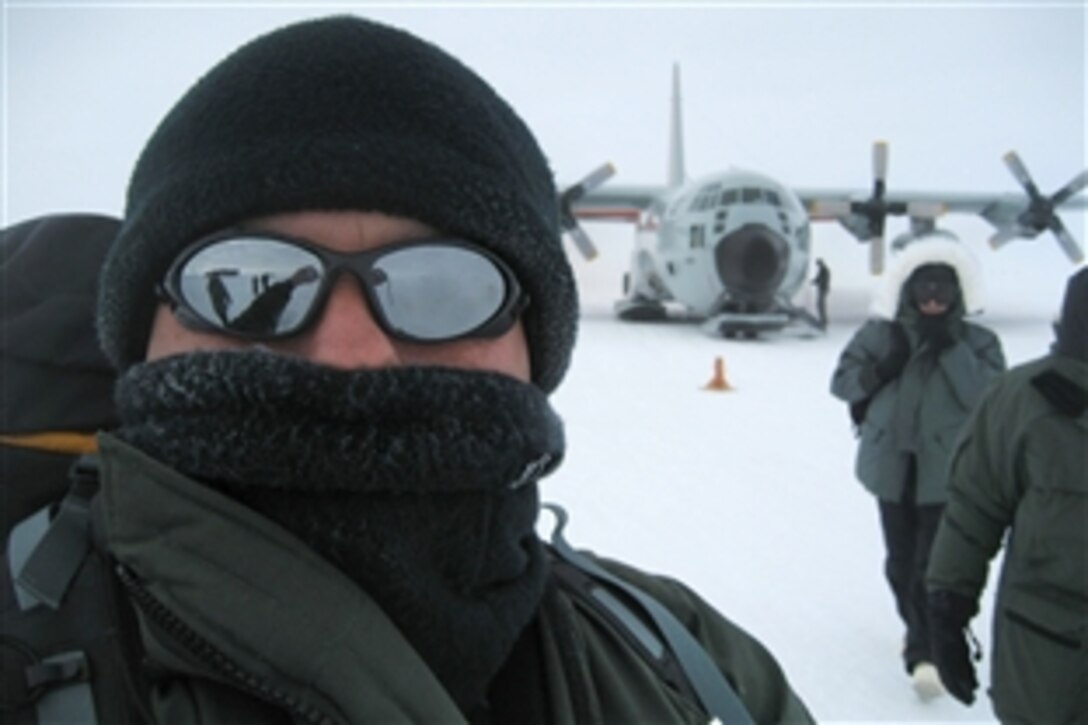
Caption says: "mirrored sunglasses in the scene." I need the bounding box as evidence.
[158,231,528,344]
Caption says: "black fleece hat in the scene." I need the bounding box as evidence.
[97,15,577,393]
[1055,267,1088,362]
[2,213,120,434]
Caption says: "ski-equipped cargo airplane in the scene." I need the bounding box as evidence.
[559,65,1088,338]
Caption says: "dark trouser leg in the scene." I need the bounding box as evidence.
[877,456,944,672]
[878,495,917,667]
[908,502,944,670]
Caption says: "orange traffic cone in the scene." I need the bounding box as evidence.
[703,356,733,391]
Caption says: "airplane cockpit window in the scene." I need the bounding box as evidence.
[765,190,782,207]
[741,187,761,203]
[689,184,722,212]
[720,189,739,206]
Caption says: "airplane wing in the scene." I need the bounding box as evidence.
[559,149,1087,269]
[799,186,1088,265]
[559,164,668,258]
[568,184,665,221]
[796,149,1088,269]
[797,188,1088,221]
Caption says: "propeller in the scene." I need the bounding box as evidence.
[809,141,947,274]
[559,162,616,260]
[860,141,893,274]
[812,142,899,274]
[991,151,1087,264]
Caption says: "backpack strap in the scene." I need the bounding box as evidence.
[2,454,151,724]
[9,456,99,611]
[543,503,754,725]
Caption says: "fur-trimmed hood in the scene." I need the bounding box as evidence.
[870,236,985,320]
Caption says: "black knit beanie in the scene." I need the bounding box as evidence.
[1055,267,1088,363]
[97,15,577,393]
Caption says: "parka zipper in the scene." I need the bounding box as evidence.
[115,564,335,725]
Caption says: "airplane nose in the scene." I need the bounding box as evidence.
[714,224,790,300]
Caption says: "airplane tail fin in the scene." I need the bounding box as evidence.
[668,63,686,189]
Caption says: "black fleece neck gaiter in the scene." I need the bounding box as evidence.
[113,350,565,712]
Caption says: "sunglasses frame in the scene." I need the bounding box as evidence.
[158,229,529,344]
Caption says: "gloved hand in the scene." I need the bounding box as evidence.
[917,314,963,354]
[928,589,981,705]
[874,322,910,381]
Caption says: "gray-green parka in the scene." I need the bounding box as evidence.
[830,316,1005,503]
[830,238,1006,504]
[926,353,1088,723]
[95,433,814,724]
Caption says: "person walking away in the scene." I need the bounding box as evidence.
[830,235,1005,699]
[926,267,1088,722]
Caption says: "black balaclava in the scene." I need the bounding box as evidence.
[1054,267,1088,362]
[114,351,564,711]
[908,263,960,312]
[903,263,963,352]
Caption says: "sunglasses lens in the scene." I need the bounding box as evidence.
[371,245,510,340]
[177,238,324,336]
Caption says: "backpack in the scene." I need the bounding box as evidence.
[2,456,151,723]
[0,214,151,722]
[1,213,121,536]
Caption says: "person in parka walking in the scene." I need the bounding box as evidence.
[49,16,814,725]
[926,268,1088,723]
[830,235,1005,697]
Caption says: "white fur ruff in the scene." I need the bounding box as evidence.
[869,235,985,319]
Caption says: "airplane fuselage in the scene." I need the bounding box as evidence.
[621,168,811,331]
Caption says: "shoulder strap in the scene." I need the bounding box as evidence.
[10,456,99,611]
[2,454,151,724]
[1031,368,1088,417]
[543,503,753,725]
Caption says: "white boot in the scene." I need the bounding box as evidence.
[911,661,946,701]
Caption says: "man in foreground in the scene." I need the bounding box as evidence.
[87,16,812,722]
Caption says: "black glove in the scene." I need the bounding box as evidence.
[874,322,910,381]
[928,589,981,705]
[916,314,963,354]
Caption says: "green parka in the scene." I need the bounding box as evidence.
[95,434,813,724]
[926,353,1088,723]
[830,315,1005,504]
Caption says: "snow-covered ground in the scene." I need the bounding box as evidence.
[543,227,1072,723]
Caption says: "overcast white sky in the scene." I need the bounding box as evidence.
[3,1,1085,299]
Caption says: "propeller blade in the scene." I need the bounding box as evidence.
[988,227,1022,250]
[1051,169,1088,206]
[562,162,616,206]
[807,199,852,217]
[872,140,889,185]
[558,162,616,260]
[868,235,885,275]
[1003,151,1042,200]
[579,162,617,194]
[1048,217,1085,264]
[567,225,599,261]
